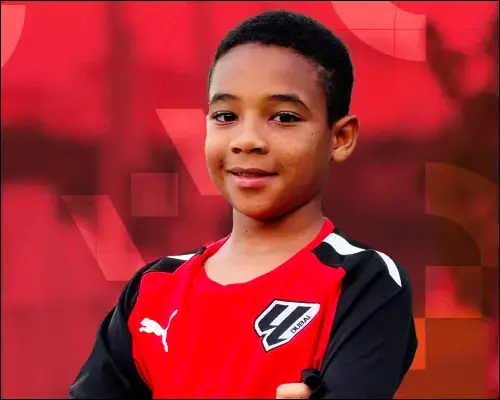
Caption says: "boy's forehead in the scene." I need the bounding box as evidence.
[209,44,322,100]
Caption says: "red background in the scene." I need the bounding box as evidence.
[1,1,498,398]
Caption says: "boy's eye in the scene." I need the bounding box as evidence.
[271,113,302,124]
[212,112,238,123]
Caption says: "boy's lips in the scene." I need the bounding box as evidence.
[227,167,276,176]
[226,167,277,188]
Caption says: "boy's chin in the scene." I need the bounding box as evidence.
[232,201,287,222]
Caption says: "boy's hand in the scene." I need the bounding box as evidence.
[276,383,311,399]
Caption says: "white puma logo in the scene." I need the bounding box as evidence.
[139,310,178,352]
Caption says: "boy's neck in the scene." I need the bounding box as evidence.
[228,198,325,252]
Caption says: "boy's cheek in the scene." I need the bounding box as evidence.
[205,148,226,172]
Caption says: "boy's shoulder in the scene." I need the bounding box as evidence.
[139,246,208,276]
[312,228,410,289]
[119,247,207,313]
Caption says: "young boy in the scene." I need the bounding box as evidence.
[70,10,417,399]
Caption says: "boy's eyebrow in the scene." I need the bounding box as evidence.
[209,92,310,111]
[209,93,238,106]
[265,93,310,111]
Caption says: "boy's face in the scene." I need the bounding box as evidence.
[206,43,358,220]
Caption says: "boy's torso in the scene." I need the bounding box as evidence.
[128,221,345,398]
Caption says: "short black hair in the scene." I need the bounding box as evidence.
[209,10,354,126]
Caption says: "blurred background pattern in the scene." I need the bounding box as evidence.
[1,1,498,398]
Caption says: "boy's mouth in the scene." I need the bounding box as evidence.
[230,171,273,178]
[227,167,276,177]
[226,167,277,188]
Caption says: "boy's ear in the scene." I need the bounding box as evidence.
[330,115,359,163]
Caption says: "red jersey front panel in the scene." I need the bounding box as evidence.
[128,219,345,398]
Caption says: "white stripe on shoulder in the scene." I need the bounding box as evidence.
[322,233,402,287]
[167,253,197,261]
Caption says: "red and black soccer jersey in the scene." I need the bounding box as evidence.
[70,219,417,399]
